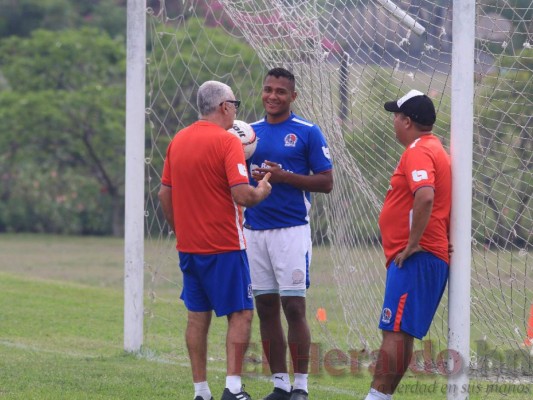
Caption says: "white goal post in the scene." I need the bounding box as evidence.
[448,0,475,397]
[124,0,146,352]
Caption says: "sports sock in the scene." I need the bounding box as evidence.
[225,375,242,394]
[364,388,392,400]
[272,372,291,392]
[193,381,212,400]
[293,373,308,392]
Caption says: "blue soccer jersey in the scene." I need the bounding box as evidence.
[244,113,333,230]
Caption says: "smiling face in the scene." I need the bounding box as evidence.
[261,75,297,124]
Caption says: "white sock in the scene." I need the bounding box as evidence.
[293,373,308,392]
[193,381,211,400]
[225,375,242,394]
[272,372,291,392]
[364,388,392,400]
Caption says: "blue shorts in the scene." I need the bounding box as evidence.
[179,250,254,317]
[378,252,448,339]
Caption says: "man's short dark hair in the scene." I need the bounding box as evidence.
[266,67,295,90]
[412,120,433,132]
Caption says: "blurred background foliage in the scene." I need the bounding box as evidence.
[0,0,261,236]
[0,0,529,238]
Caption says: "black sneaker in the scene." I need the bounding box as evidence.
[262,387,291,400]
[194,397,213,400]
[221,387,252,400]
[289,389,308,400]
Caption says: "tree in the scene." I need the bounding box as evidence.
[474,48,533,247]
[0,28,125,235]
[0,0,126,39]
[146,18,266,183]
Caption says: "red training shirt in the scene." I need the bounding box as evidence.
[378,134,451,267]
[161,120,250,254]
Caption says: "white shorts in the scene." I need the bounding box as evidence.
[244,225,312,297]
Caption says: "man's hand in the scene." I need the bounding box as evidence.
[231,172,271,207]
[448,242,454,257]
[252,160,286,184]
[394,244,425,268]
[257,172,272,193]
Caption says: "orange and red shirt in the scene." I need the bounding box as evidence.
[378,134,451,267]
[161,121,250,254]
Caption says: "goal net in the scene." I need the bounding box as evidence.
[142,0,532,378]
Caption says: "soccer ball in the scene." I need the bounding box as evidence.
[228,120,257,160]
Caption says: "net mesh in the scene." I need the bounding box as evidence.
[143,0,532,377]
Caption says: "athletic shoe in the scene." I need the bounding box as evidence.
[289,389,308,400]
[194,397,213,400]
[221,387,252,400]
[262,387,291,400]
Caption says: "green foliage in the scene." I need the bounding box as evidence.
[148,18,265,133]
[478,48,532,130]
[342,71,453,196]
[76,0,127,39]
[0,0,126,39]
[0,0,74,37]
[146,17,265,183]
[474,48,532,247]
[0,28,125,235]
[0,28,125,91]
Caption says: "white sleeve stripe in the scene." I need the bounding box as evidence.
[292,117,314,127]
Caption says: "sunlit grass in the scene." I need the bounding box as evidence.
[0,233,531,399]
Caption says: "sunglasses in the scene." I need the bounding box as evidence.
[219,100,241,110]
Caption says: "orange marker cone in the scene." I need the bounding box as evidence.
[316,307,327,323]
[525,304,533,347]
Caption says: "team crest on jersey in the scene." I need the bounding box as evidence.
[381,308,392,324]
[284,133,298,147]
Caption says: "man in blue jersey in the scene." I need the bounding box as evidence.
[244,68,333,400]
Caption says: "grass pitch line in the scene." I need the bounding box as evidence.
[0,339,99,359]
[137,350,363,397]
[0,339,364,397]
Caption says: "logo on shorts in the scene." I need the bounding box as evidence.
[292,269,305,285]
[247,284,253,298]
[381,308,392,324]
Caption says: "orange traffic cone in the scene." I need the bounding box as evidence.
[316,307,327,323]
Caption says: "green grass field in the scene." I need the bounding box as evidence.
[0,234,531,399]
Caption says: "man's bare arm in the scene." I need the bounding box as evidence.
[158,184,175,232]
[231,172,272,207]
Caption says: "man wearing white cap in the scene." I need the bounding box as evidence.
[364,90,452,400]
